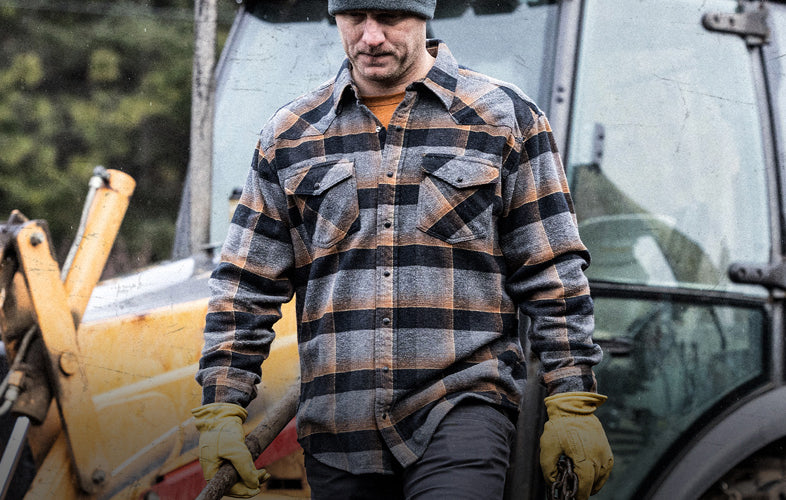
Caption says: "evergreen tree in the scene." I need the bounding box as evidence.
[0,0,236,273]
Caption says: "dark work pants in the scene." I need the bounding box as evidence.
[304,401,516,500]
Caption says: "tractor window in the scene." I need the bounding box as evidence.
[592,296,766,500]
[765,3,786,168]
[431,2,558,108]
[210,1,558,246]
[210,10,347,246]
[566,0,770,295]
[568,1,773,498]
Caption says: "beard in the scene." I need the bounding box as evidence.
[349,46,418,86]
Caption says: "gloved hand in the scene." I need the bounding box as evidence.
[192,402,271,498]
[539,392,613,500]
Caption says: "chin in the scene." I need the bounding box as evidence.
[361,69,397,82]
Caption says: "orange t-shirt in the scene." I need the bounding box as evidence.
[361,92,406,128]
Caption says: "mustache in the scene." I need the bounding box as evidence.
[357,48,394,57]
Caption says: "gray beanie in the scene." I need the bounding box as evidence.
[328,0,436,19]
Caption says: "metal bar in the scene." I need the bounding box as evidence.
[60,167,106,282]
[549,0,583,158]
[588,280,770,308]
[187,0,217,255]
[750,34,786,385]
[760,4,786,387]
[14,223,108,493]
[761,4,786,257]
[0,417,30,500]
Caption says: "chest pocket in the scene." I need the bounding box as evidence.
[284,158,360,248]
[417,154,500,244]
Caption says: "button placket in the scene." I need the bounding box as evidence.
[374,216,394,426]
[374,102,411,429]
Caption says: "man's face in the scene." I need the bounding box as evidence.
[335,10,429,94]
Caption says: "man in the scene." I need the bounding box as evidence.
[193,0,613,498]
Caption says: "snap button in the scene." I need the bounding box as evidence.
[382,317,391,326]
[313,182,321,190]
[384,221,392,228]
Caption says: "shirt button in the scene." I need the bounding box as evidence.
[313,182,320,190]
[382,413,388,420]
[384,221,392,228]
[382,317,391,326]
[383,271,391,277]
[387,171,394,178]
[383,366,389,372]
[376,126,382,133]
[395,125,403,131]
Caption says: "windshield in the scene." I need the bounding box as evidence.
[210,0,558,245]
[566,0,771,295]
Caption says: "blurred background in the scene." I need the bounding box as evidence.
[0,0,237,276]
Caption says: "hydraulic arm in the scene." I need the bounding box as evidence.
[0,168,135,495]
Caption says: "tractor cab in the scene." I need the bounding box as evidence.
[2,1,785,499]
[209,1,786,498]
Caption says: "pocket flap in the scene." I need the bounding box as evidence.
[422,154,499,188]
[284,159,355,196]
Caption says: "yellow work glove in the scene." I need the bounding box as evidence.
[192,402,271,498]
[540,392,613,500]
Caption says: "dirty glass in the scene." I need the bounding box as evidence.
[592,296,765,500]
[210,0,557,245]
[764,3,786,159]
[567,0,771,295]
[570,1,772,498]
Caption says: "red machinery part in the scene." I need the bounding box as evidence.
[143,418,300,500]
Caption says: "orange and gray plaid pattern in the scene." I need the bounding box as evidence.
[196,41,602,474]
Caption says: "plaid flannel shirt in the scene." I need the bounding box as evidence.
[196,40,602,474]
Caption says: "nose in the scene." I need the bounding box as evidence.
[360,18,385,47]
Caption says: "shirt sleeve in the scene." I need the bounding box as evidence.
[195,140,296,407]
[498,111,603,396]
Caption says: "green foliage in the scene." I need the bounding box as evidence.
[0,0,236,273]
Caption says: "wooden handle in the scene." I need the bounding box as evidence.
[196,382,299,500]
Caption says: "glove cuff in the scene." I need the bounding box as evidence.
[544,391,607,418]
[191,402,249,430]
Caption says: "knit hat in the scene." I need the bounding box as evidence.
[328,0,437,19]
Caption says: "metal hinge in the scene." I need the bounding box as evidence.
[702,0,770,46]
[729,260,786,289]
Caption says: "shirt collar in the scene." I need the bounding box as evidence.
[419,40,459,111]
[330,39,459,116]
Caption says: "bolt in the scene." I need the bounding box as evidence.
[29,233,43,246]
[92,468,106,485]
[59,351,79,376]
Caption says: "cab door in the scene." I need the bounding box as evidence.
[563,1,780,498]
